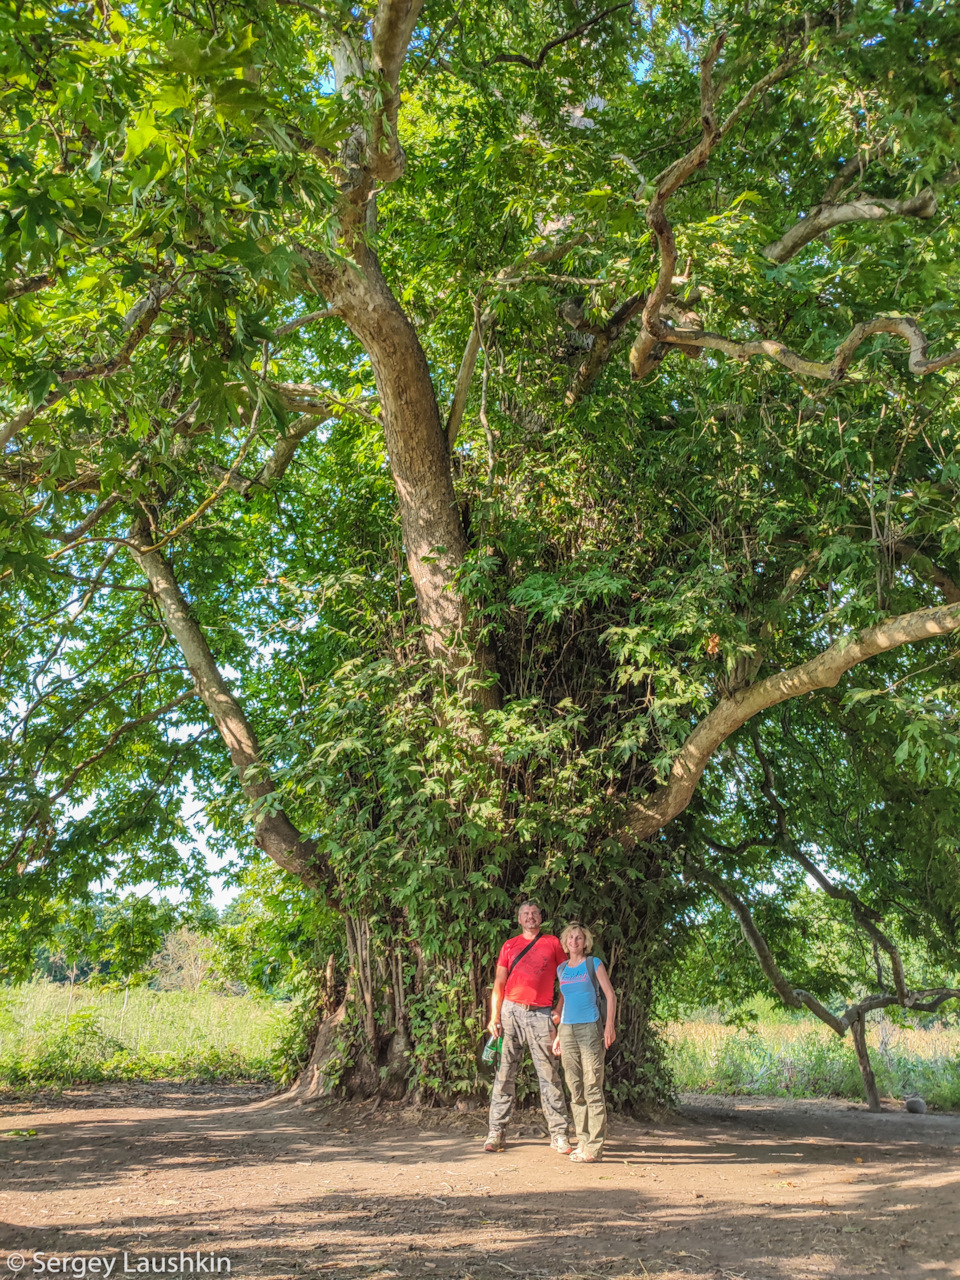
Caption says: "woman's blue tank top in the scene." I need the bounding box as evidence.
[558,958,602,1024]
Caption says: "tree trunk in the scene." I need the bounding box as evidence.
[290,864,676,1115]
[302,245,499,707]
[292,922,412,1104]
[849,1013,882,1113]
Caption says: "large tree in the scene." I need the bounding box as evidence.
[2,0,960,1106]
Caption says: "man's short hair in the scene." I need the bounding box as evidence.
[517,900,541,915]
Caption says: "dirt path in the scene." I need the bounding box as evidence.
[2,1086,958,1280]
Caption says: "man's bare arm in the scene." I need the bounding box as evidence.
[488,965,508,1035]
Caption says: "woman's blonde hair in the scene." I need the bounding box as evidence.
[559,921,594,954]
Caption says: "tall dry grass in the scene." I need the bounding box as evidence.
[0,981,287,1087]
[665,1013,960,1110]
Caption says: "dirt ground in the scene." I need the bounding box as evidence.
[2,1085,959,1280]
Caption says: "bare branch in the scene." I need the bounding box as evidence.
[134,412,264,555]
[274,307,340,338]
[270,381,338,412]
[626,598,960,841]
[482,3,632,70]
[653,313,960,383]
[763,189,938,264]
[840,989,960,1023]
[625,39,953,386]
[1,273,54,303]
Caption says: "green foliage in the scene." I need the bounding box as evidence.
[215,859,346,997]
[2,0,960,1110]
[0,982,282,1087]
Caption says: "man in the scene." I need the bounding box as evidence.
[484,901,571,1154]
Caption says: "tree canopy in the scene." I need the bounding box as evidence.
[2,0,960,1106]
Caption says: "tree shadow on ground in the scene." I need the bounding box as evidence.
[1,1091,958,1279]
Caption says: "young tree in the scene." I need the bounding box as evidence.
[2,0,959,1105]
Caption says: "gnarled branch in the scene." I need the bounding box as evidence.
[652,313,960,383]
[630,36,802,379]
[763,189,937,264]
[626,597,960,841]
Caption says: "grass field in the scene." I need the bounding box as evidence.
[1,982,958,1108]
[665,1012,960,1111]
[0,982,285,1087]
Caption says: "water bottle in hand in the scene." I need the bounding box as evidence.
[481,1035,501,1064]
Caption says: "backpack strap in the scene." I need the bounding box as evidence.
[587,956,602,1004]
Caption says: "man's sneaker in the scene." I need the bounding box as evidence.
[483,1131,505,1153]
[551,1135,574,1155]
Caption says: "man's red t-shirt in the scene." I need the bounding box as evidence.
[497,933,567,1007]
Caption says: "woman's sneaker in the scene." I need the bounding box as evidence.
[483,1131,505,1152]
[551,1135,574,1155]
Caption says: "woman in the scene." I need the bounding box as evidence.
[552,921,617,1163]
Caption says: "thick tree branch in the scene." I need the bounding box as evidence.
[482,3,632,70]
[630,37,802,379]
[301,241,500,706]
[1,273,54,302]
[129,521,328,889]
[366,0,426,182]
[565,294,645,405]
[625,41,955,386]
[632,32,803,376]
[626,598,960,840]
[203,413,332,494]
[763,189,937,264]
